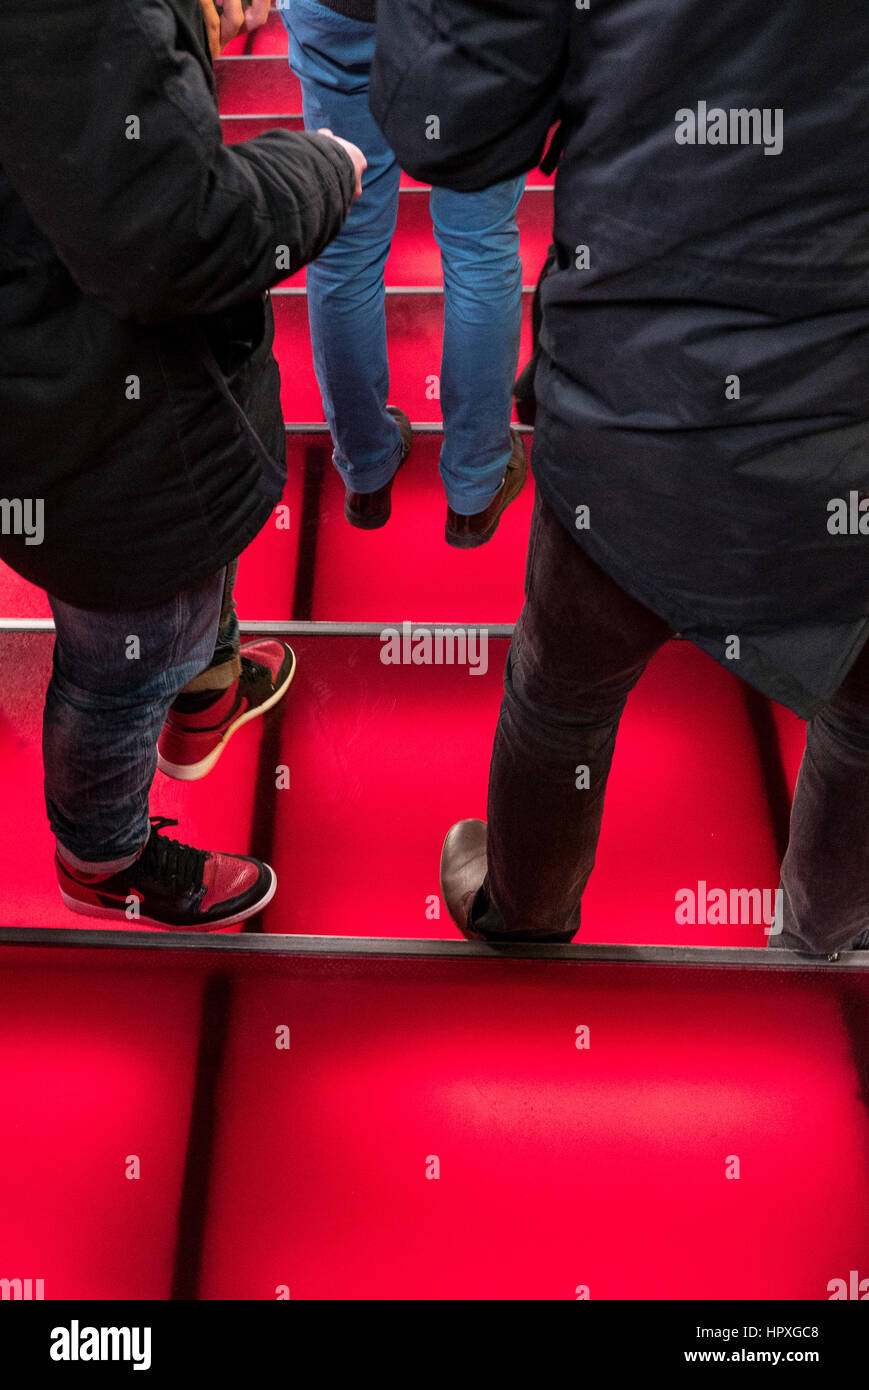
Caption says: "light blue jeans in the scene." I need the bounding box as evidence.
[283,0,525,513]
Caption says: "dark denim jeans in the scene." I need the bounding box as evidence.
[471,492,869,953]
[43,564,239,872]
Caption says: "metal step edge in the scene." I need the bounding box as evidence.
[0,926,859,969]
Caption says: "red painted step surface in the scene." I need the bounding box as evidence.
[215,55,302,112]
[197,951,869,1299]
[0,947,205,1297]
[296,431,534,624]
[0,633,781,946]
[3,941,865,1300]
[220,113,303,140]
[279,185,553,290]
[258,635,782,945]
[271,288,534,421]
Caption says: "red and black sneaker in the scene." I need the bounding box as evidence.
[57,817,277,931]
[157,640,296,781]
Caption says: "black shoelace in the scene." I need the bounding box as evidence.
[141,817,207,895]
[239,657,270,686]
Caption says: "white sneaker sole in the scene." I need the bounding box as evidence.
[157,649,297,782]
[59,863,278,931]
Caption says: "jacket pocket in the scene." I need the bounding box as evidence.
[191,294,286,498]
[200,292,268,381]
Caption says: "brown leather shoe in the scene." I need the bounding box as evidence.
[344,406,412,529]
[440,818,491,940]
[445,428,528,548]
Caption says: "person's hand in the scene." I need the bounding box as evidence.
[242,0,272,34]
[199,0,272,60]
[316,127,367,200]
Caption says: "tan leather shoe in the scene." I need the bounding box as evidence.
[344,405,413,529]
[445,428,528,548]
[440,818,490,939]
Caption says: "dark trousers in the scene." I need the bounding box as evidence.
[471,492,869,953]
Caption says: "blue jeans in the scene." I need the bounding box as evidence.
[44,566,238,871]
[283,0,525,513]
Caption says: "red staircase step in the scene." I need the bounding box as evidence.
[3,938,865,1299]
[278,185,553,289]
[0,632,782,946]
[220,114,303,140]
[259,637,783,945]
[197,948,869,1298]
[297,431,533,624]
[0,944,204,1297]
[270,288,534,421]
[215,54,301,112]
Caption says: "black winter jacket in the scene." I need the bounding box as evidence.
[371,0,869,718]
[0,0,354,610]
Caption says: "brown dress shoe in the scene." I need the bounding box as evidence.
[344,405,413,529]
[444,428,528,548]
[440,818,491,940]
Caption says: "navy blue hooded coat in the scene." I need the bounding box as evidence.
[370,0,869,718]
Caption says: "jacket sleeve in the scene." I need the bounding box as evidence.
[370,0,570,191]
[0,0,355,324]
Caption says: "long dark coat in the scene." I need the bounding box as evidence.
[371,0,869,716]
